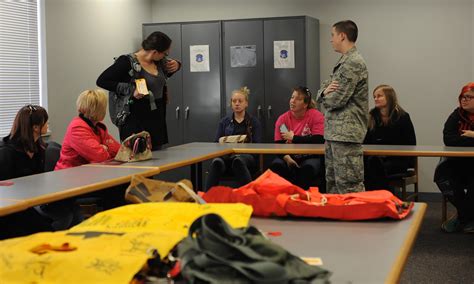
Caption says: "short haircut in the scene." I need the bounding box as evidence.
[142,31,172,52]
[333,20,358,42]
[76,89,107,122]
[293,86,316,109]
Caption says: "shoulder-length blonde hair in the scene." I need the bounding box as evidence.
[368,84,406,130]
[76,89,107,122]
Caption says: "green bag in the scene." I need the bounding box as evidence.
[178,214,331,283]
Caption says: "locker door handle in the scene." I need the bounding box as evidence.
[176,106,180,120]
[257,105,262,119]
[267,105,272,118]
[184,106,190,120]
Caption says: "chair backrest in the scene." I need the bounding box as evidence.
[44,141,61,172]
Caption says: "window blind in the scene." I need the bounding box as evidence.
[0,0,40,137]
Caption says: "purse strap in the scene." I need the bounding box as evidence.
[176,181,206,204]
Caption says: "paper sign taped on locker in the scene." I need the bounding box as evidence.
[230,45,257,68]
[190,45,210,72]
[274,40,295,69]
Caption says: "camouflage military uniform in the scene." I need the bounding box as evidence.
[317,47,368,193]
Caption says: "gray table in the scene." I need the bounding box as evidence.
[231,143,474,157]
[1,142,469,217]
[251,202,427,283]
[0,166,157,216]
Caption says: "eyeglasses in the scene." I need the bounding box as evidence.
[460,95,474,101]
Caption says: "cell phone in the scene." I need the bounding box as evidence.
[280,124,289,133]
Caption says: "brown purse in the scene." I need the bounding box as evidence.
[124,175,205,204]
[115,131,153,162]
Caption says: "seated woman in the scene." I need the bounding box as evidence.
[0,105,80,238]
[364,85,416,190]
[270,87,324,190]
[204,87,262,191]
[437,82,474,233]
[1,105,49,180]
[55,89,120,170]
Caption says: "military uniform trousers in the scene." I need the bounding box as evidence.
[325,140,365,193]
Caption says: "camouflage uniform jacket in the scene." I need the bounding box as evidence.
[317,46,369,143]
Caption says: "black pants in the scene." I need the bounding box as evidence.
[270,156,322,190]
[0,198,84,240]
[121,98,167,150]
[440,159,474,223]
[0,208,53,240]
[364,156,413,191]
[205,154,256,192]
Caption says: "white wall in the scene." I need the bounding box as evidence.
[45,0,152,141]
[151,0,474,192]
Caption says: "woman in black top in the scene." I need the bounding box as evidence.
[437,82,474,233]
[0,106,83,239]
[0,105,49,181]
[0,106,52,239]
[363,84,416,190]
[97,31,181,150]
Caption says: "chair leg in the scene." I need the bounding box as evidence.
[414,182,419,202]
[442,196,447,223]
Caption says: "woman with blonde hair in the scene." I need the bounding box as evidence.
[204,86,262,191]
[55,89,120,170]
[364,84,416,190]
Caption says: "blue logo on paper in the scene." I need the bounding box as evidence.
[196,54,204,62]
[280,50,288,59]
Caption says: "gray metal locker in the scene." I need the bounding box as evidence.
[222,16,319,142]
[181,22,222,143]
[264,17,308,141]
[222,19,265,123]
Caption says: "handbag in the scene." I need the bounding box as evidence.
[218,134,247,143]
[178,213,331,283]
[125,174,206,204]
[114,131,152,162]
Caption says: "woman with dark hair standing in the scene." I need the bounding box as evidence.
[363,84,416,190]
[97,31,181,150]
[437,82,474,233]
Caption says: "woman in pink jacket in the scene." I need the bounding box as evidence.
[55,89,120,170]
